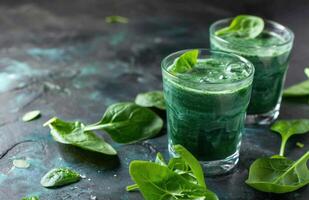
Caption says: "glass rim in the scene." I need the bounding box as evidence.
[209,18,294,49]
[161,48,255,87]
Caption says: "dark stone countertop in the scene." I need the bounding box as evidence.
[0,0,308,199]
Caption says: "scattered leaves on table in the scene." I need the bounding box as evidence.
[44,117,117,155]
[13,159,30,169]
[271,119,309,156]
[127,145,218,200]
[22,110,41,122]
[21,196,39,200]
[246,152,309,193]
[105,16,128,24]
[86,102,163,143]
[283,68,309,97]
[135,91,166,110]
[41,167,81,188]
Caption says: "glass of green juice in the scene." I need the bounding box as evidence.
[210,18,294,124]
[161,49,254,175]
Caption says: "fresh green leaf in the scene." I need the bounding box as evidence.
[127,146,218,199]
[44,117,117,155]
[44,102,162,150]
[40,167,81,188]
[127,150,200,192]
[22,110,41,122]
[85,102,163,144]
[283,80,309,97]
[169,50,199,74]
[135,91,166,110]
[168,157,198,185]
[247,121,309,194]
[271,119,309,156]
[127,152,167,192]
[296,142,304,148]
[283,68,309,97]
[246,151,309,193]
[173,144,206,188]
[215,15,264,39]
[13,159,30,169]
[105,16,128,24]
[129,161,218,200]
[21,196,39,200]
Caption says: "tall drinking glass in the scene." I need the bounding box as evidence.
[210,19,294,124]
[161,49,254,175]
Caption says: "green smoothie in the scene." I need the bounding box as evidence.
[210,17,294,123]
[211,31,291,114]
[161,50,254,163]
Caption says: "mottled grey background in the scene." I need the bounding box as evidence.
[0,0,308,199]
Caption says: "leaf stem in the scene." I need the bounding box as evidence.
[126,184,139,192]
[273,151,309,184]
[84,123,109,131]
[279,136,289,157]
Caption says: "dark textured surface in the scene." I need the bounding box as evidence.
[0,0,308,199]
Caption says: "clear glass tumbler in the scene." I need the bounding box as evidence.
[161,49,254,175]
[210,18,294,124]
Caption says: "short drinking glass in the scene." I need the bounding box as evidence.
[210,18,294,124]
[161,49,254,175]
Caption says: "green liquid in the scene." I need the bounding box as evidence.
[211,31,292,114]
[163,58,252,161]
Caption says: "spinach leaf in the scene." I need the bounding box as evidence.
[22,110,41,122]
[22,196,39,200]
[13,159,30,169]
[129,161,218,200]
[44,117,117,155]
[105,16,128,24]
[85,102,163,144]
[126,152,167,192]
[271,119,309,156]
[172,144,206,188]
[127,146,218,199]
[246,152,309,193]
[135,91,166,110]
[283,80,309,97]
[283,68,309,97]
[247,120,309,193]
[127,148,202,192]
[168,157,199,185]
[40,167,81,188]
[170,49,199,74]
[215,15,264,39]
